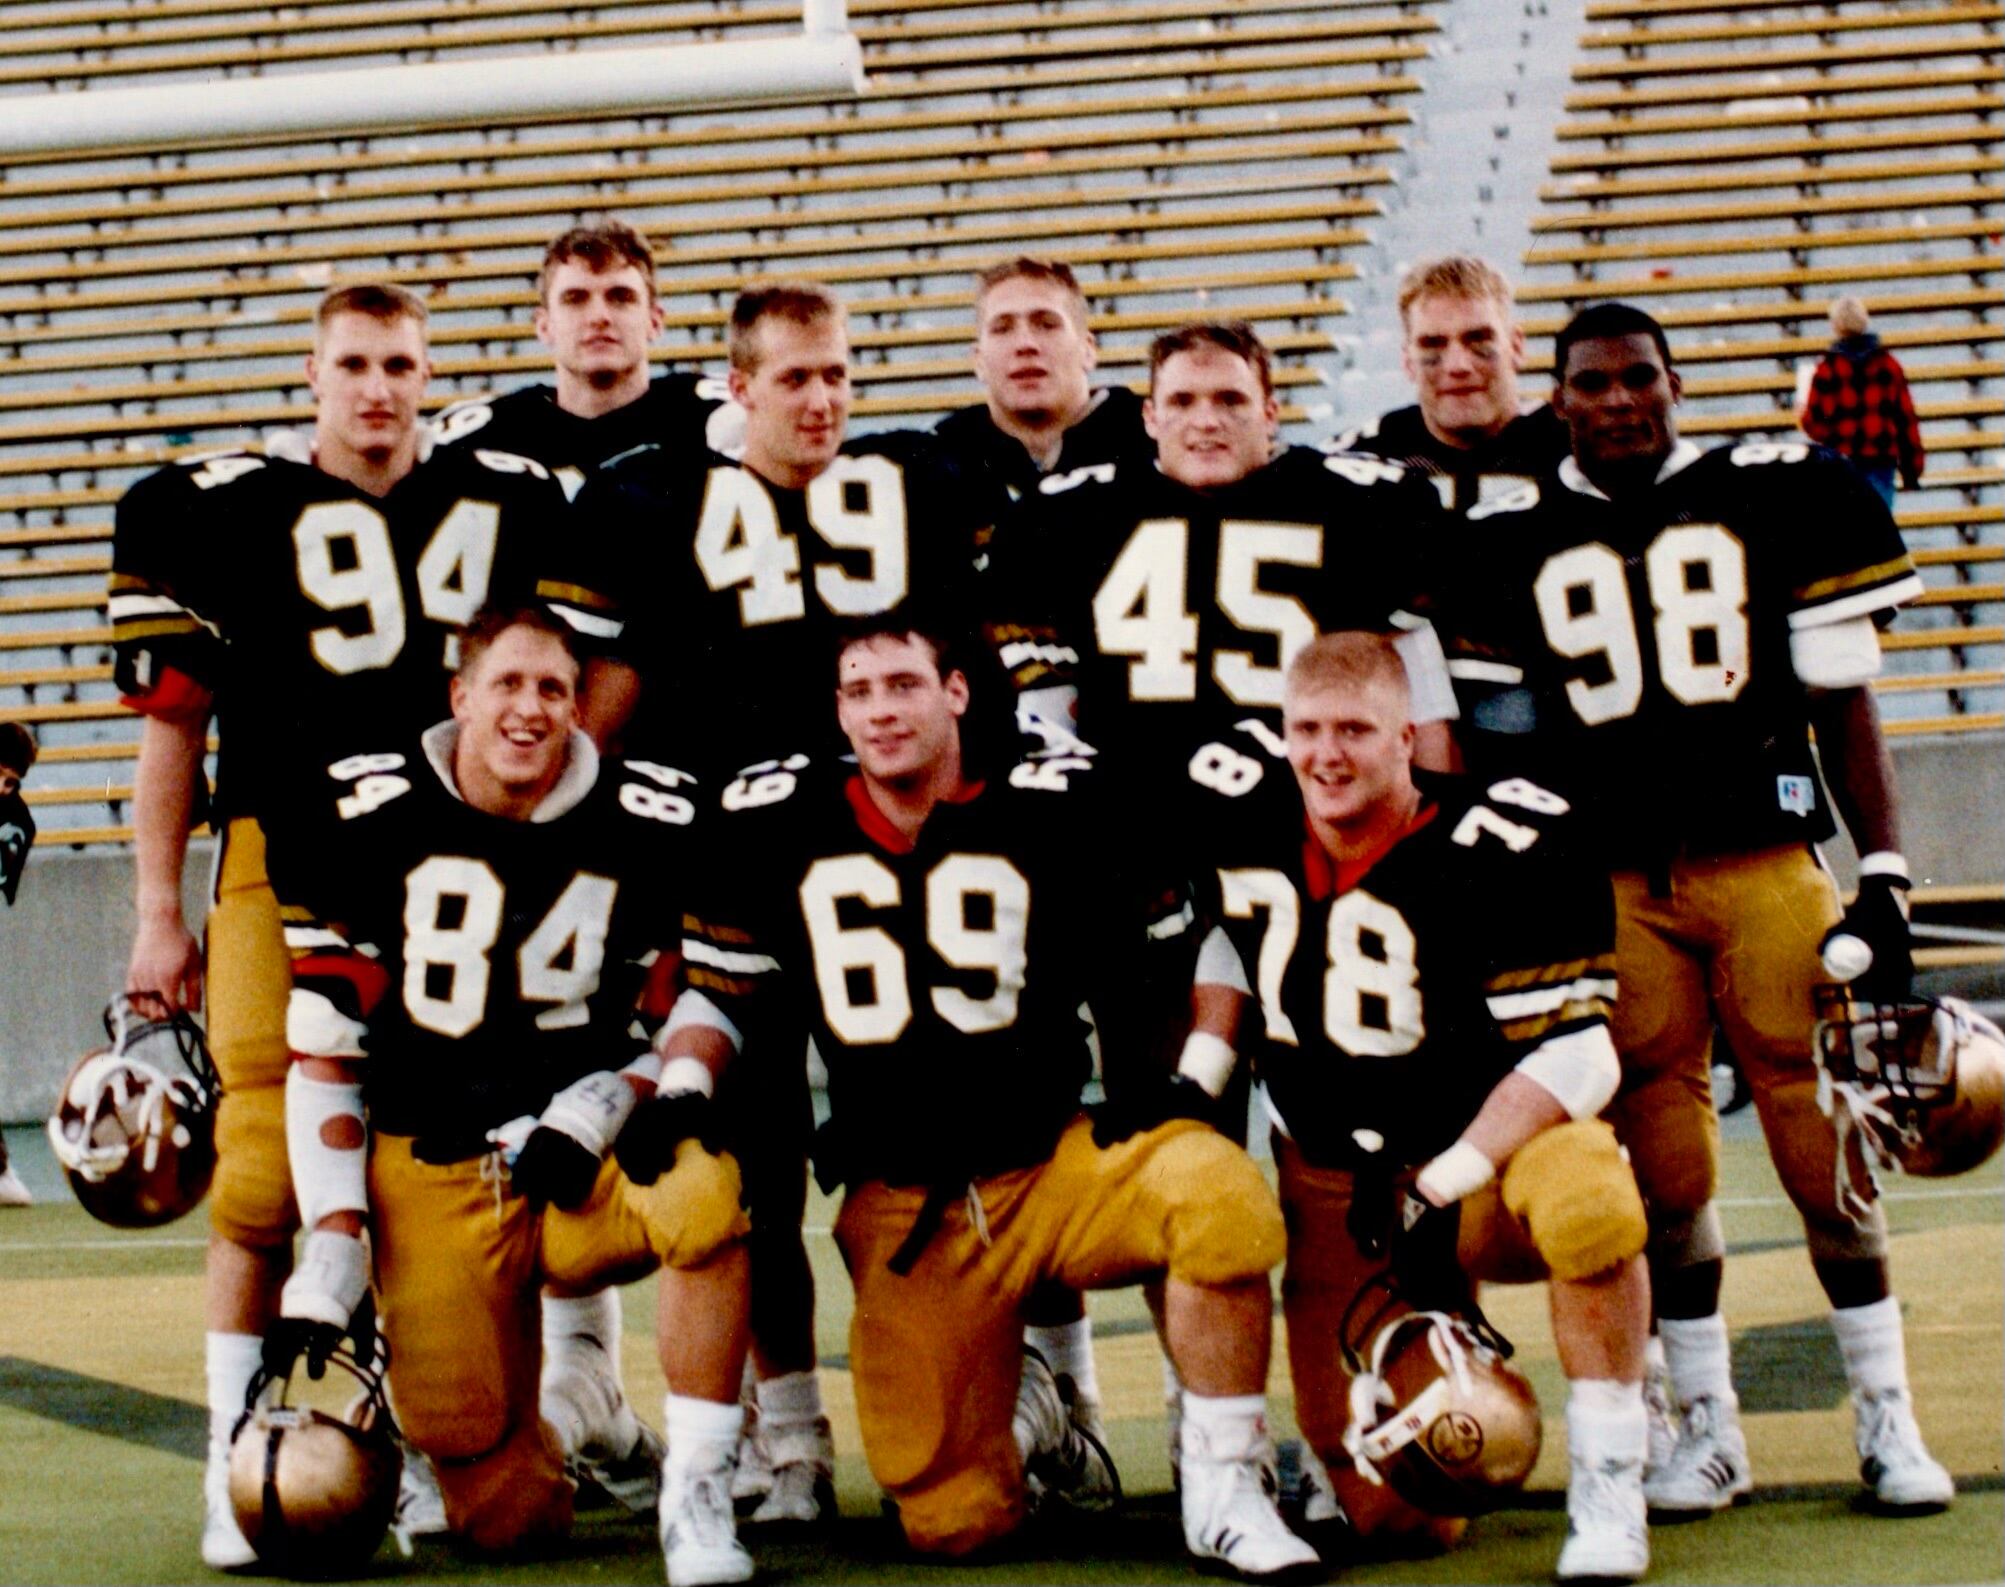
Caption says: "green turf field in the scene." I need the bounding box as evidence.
[2,1116,2000,1586]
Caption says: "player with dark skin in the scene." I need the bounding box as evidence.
[1448,303,1950,1520]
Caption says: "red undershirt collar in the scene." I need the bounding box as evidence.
[1301,801,1437,901]
[844,773,986,854]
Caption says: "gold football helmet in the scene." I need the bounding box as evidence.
[1814,988,2005,1180]
[229,1335,403,1578]
[1341,1310,1543,1517]
[45,992,219,1227]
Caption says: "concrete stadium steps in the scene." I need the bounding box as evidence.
[1516,0,2001,772]
[0,0,1438,844]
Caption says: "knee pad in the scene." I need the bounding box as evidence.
[208,1083,298,1250]
[1502,1121,1647,1283]
[637,1142,750,1270]
[1158,1130,1285,1286]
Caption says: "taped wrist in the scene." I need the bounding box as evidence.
[1415,1139,1496,1207]
[284,1066,368,1231]
[540,1069,639,1161]
[1176,1032,1237,1098]
[280,1228,369,1330]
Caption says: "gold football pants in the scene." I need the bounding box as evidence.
[1608,845,1886,1261]
[368,1134,748,1552]
[835,1115,1284,1556]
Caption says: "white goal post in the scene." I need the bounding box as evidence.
[0,0,863,156]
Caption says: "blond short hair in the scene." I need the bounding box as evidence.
[1396,255,1514,331]
[1284,630,1409,710]
[729,280,846,372]
[1830,296,1871,337]
[314,282,428,348]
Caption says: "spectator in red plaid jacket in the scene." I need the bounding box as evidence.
[1799,297,1926,510]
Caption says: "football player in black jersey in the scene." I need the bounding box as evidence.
[1329,255,1568,517]
[431,218,734,502]
[1441,303,1952,1520]
[106,282,613,1568]
[932,257,1156,503]
[659,606,1317,1581]
[1177,632,1652,1581]
[268,607,754,1585]
[571,281,1001,1523]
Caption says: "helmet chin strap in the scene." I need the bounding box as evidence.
[1817,1067,1898,1225]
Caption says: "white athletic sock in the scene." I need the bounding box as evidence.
[1831,1296,1908,1398]
[206,1331,263,1453]
[1659,1313,1737,1410]
[1025,1317,1101,1407]
[1567,1380,1648,1466]
[543,1289,622,1360]
[664,1392,744,1471]
[1180,1391,1268,1462]
[755,1369,824,1428]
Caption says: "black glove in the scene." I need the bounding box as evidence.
[1821,870,1913,1001]
[261,1295,377,1384]
[614,1091,721,1186]
[1090,1076,1218,1148]
[1391,1188,1469,1314]
[509,1123,605,1211]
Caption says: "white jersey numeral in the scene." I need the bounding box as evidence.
[402,858,618,1037]
[1093,518,1325,707]
[1323,891,1423,1056]
[294,497,503,675]
[799,852,1033,1046]
[1533,527,1749,726]
[1219,868,1302,1046]
[696,457,910,627]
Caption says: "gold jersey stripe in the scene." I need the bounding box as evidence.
[1497,1000,1616,1048]
[536,579,616,612]
[1485,953,1617,996]
[1795,555,1918,605]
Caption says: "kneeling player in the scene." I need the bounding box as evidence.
[265,608,754,1586]
[1177,633,1653,1582]
[655,607,1317,1580]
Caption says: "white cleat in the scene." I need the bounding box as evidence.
[1015,1348,1119,1513]
[1180,1419,1321,1582]
[1643,1395,1751,1516]
[1855,1387,1954,1511]
[389,1445,449,1554]
[542,1342,663,1515]
[730,1382,773,1514]
[747,1415,836,1527]
[661,1444,755,1587]
[202,1438,257,1571]
[1642,1358,1677,1486]
[1557,1449,1650,1583]
[0,1165,32,1207]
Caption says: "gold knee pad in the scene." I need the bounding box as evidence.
[1150,1126,1286,1287]
[1502,1121,1647,1282]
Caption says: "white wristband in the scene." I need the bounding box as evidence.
[657,1056,715,1099]
[1415,1140,1496,1207]
[1858,851,1910,882]
[539,1070,639,1160]
[280,1227,369,1331]
[1176,1032,1237,1098]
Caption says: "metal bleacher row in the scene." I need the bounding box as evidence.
[1520,0,2002,968]
[0,0,1439,845]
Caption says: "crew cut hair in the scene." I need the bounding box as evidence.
[455,603,579,681]
[1284,630,1410,710]
[539,218,658,304]
[729,280,846,373]
[1553,301,1674,381]
[975,257,1088,323]
[1148,320,1273,396]
[314,282,428,345]
[1396,255,1515,328]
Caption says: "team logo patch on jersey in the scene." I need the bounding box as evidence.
[1777,775,1816,816]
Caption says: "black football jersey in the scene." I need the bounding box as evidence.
[108,441,576,837]
[273,729,702,1149]
[0,788,31,906]
[984,445,1444,769]
[1437,440,1924,861]
[1330,402,1569,517]
[431,373,732,501]
[571,431,1004,777]
[1182,720,1615,1170]
[933,385,1156,506]
[679,750,1182,1186]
